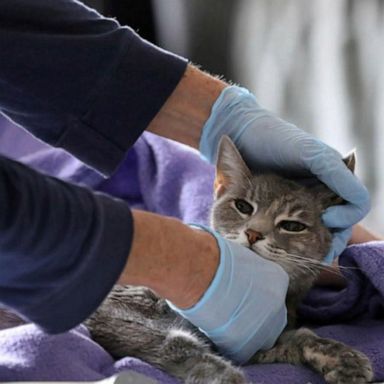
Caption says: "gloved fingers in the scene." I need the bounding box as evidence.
[322,197,370,229]
[320,168,369,210]
[322,227,353,265]
[312,159,370,228]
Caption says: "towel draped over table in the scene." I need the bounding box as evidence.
[0,130,383,383]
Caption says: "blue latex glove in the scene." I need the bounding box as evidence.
[167,225,289,364]
[200,86,370,263]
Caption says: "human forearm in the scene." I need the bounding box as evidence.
[122,210,289,364]
[0,155,218,328]
[0,155,132,332]
[118,209,220,308]
[147,65,226,149]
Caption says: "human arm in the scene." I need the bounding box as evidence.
[0,0,367,361]
[349,224,383,244]
[123,212,288,363]
[150,72,370,262]
[146,65,225,148]
[0,155,287,363]
[0,2,369,255]
[0,153,216,328]
[0,0,222,169]
[0,155,132,332]
[0,1,288,362]
[119,210,220,309]
[0,0,187,175]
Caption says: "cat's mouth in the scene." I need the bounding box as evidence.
[248,242,272,260]
[250,243,292,270]
[228,236,296,279]
[227,237,273,261]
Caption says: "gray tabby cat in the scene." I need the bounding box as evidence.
[86,136,373,384]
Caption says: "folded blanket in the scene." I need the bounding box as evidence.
[18,132,215,226]
[0,130,384,383]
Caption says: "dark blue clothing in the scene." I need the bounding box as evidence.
[0,0,187,332]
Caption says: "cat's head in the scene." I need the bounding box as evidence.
[211,136,355,286]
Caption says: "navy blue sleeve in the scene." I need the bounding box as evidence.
[0,154,133,333]
[0,0,187,175]
[0,0,188,332]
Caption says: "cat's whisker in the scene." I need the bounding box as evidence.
[260,246,322,272]
[225,235,239,239]
[262,252,320,277]
[282,258,364,283]
[265,247,364,272]
[264,249,322,268]
[282,253,330,267]
[264,246,287,256]
[335,265,362,271]
[284,252,364,272]
[279,256,326,277]
[283,257,319,273]
[260,248,342,279]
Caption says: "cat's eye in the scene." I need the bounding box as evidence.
[234,199,254,215]
[279,220,307,232]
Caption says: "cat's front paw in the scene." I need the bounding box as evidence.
[186,354,246,384]
[162,329,246,384]
[303,340,373,384]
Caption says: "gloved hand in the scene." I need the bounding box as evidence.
[200,86,370,263]
[167,225,289,364]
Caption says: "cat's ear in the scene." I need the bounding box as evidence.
[215,135,252,198]
[343,150,356,174]
[313,150,356,208]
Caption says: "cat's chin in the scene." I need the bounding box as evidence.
[248,244,274,261]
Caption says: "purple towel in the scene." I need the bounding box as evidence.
[1,127,384,383]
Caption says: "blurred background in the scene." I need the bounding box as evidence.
[2,0,384,232]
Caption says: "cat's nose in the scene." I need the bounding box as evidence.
[245,229,264,245]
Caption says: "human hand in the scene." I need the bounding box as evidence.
[349,224,383,245]
[167,225,289,364]
[200,86,370,263]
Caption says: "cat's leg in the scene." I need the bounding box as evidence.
[86,286,246,383]
[101,285,172,316]
[89,322,246,383]
[159,329,246,384]
[251,328,373,384]
[85,285,174,358]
